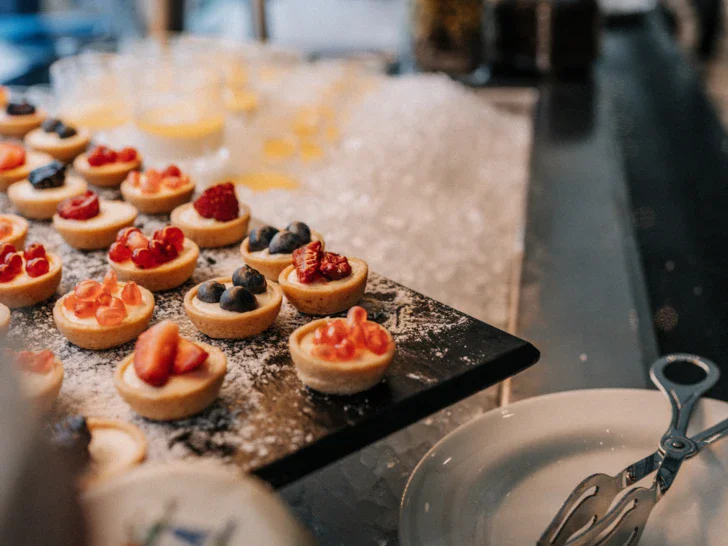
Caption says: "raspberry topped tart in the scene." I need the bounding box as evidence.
[107,226,199,292]
[73,145,142,187]
[0,142,53,190]
[241,221,324,281]
[184,265,283,339]
[52,190,138,249]
[53,270,155,350]
[0,100,45,137]
[0,241,62,308]
[0,213,28,249]
[279,241,368,315]
[8,160,87,220]
[171,182,250,248]
[114,320,227,421]
[289,306,395,395]
[25,117,91,162]
[8,348,64,413]
[120,164,195,214]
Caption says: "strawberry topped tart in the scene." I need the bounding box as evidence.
[9,348,64,413]
[25,117,91,162]
[114,320,227,421]
[289,306,395,394]
[171,182,250,248]
[54,270,155,350]
[107,226,199,292]
[120,164,195,214]
[52,189,138,249]
[278,241,368,315]
[0,100,45,137]
[73,145,142,187]
[0,142,53,190]
[8,160,88,220]
[0,213,28,249]
[0,241,62,308]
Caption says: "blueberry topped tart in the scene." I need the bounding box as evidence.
[25,117,91,162]
[7,160,88,220]
[0,99,45,137]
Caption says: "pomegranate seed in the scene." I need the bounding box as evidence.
[335,338,356,360]
[365,327,390,355]
[26,257,50,278]
[161,226,184,252]
[141,170,162,194]
[87,147,108,167]
[73,299,96,318]
[126,171,142,187]
[313,327,326,345]
[0,220,12,239]
[347,306,367,326]
[121,282,142,305]
[162,164,181,178]
[23,243,46,261]
[312,344,336,361]
[96,290,112,306]
[108,242,132,263]
[103,269,118,291]
[0,243,16,261]
[116,226,141,244]
[149,239,178,264]
[0,264,16,283]
[4,252,22,275]
[348,324,367,348]
[126,230,149,251]
[63,294,78,312]
[74,279,103,301]
[95,297,126,326]
[131,248,156,269]
[324,319,349,345]
[117,147,137,162]
[16,350,54,373]
[163,176,186,189]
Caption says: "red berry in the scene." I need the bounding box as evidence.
[117,147,138,162]
[121,282,142,305]
[86,146,109,167]
[23,243,46,261]
[57,190,100,221]
[193,182,239,222]
[134,320,180,386]
[131,247,156,269]
[173,338,209,374]
[0,243,16,261]
[108,242,132,263]
[162,164,181,178]
[0,264,15,283]
[4,252,22,275]
[75,279,103,301]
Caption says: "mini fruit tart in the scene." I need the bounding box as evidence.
[53,190,138,250]
[0,302,9,336]
[120,164,195,214]
[184,265,283,339]
[108,226,199,292]
[0,100,45,137]
[279,241,368,315]
[241,221,324,281]
[8,160,88,220]
[73,145,142,187]
[25,117,91,162]
[114,320,227,421]
[8,349,64,413]
[171,182,250,248]
[0,142,53,190]
[289,306,395,395]
[0,213,28,249]
[54,270,155,350]
[0,242,62,308]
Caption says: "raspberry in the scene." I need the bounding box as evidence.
[162,164,181,178]
[57,191,100,220]
[86,146,109,167]
[103,148,117,163]
[108,242,132,263]
[0,243,16,262]
[23,243,46,261]
[292,241,323,283]
[121,281,142,305]
[4,252,22,275]
[26,257,49,277]
[193,182,239,222]
[117,147,138,162]
[320,252,352,280]
[131,248,156,269]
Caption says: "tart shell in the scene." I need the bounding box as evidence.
[0,150,54,190]
[183,277,283,339]
[26,357,64,414]
[8,176,88,220]
[25,128,91,162]
[53,285,155,350]
[289,319,395,395]
[81,418,147,488]
[171,203,251,248]
[114,341,227,421]
[73,154,143,187]
[53,201,138,250]
[240,231,325,282]
[278,257,368,315]
[0,214,28,249]
[0,252,62,308]
[0,110,46,137]
[120,180,195,214]
[108,240,200,292]
[0,303,9,336]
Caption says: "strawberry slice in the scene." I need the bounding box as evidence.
[173,338,209,374]
[0,143,25,172]
[133,320,179,386]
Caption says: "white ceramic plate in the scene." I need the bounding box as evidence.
[400,389,728,545]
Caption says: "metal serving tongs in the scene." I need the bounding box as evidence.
[538,354,728,546]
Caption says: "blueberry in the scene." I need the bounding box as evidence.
[232,265,267,294]
[55,123,77,139]
[219,286,257,313]
[197,280,226,303]
[42,118,61,132]
[29,161,66,189]
[268,230,303,254]
[6,101,35,116]
[248,225,279,252]
[286,221,311,244]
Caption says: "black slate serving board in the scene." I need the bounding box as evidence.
[2,191,539,488]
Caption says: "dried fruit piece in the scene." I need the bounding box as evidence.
[320,252,352,280]
[23,243,46,261]
[292,241,323,283]
[193,182,239,222]
[103,269,118,292]
[173,338,209,374]
[108,242,132,263]
[121,281,142,305]
[133,320,179,386]
[57,191,100,221]
[75,280,103,301]
[0,143,25,172]
[26,257,49,278]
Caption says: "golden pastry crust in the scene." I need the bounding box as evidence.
[0,252,62,308]
[53,284,155,350]
[240,231,325,281]
[81,418,147,489]
[0,150,54,190]
[278,257,368,315]
[108,239,199,292]
[24,127,91,162]
[171,202,251,248]
[0,109,46,137]
[23,356,64,414]
[120,180,195,214]
[73,153,143,187]
[53,201,138,250]
[114,341,227,421]
[289,319,395,394]
[8,175,88,220]
[0,214,28,249]
[0,302,10,336]
[183,277,282,339]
